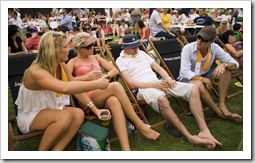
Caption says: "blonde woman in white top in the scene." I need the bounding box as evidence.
[15,31,110,150]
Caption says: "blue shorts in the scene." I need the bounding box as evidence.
[180,62,217,83]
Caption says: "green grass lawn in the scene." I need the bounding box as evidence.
[8,77,243,151]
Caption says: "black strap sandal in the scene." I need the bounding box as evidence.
[163,122,183,138]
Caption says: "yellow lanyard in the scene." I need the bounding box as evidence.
[195,46,212,74]
[56,64,68,97]
[124,50,137,58]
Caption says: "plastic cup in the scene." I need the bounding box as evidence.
[161,78,169,91]
[212,78,220,85]
[100,112,111,126]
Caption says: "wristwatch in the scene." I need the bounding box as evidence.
[224,63,228,69]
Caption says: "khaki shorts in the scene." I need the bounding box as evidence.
[136,82,194,113]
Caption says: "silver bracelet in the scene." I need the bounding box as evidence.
[86,101,94,109]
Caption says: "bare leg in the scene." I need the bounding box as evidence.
[100,37,105,53]
[92,82,160,140]
[104,96,130,151]
[30,107,84,150]
[190,80,225,118]
[218,70,242,122]
[188,85,222,146]
[51,107,84,150]
[158,96,216,149]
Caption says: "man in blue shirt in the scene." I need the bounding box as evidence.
[58,8,72,32]
[178,26,242,123]
[191,8,215,35]
[193,9,215,27]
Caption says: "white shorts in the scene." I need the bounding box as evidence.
[17,110,40,134]
[136,82,194,113]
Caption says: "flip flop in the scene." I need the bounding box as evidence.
[235,82,243,88]
[163,122,183,138]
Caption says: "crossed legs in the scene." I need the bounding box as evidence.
[92,82,160,148]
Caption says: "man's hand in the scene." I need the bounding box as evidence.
[202,77,213,90]
[213,64,226,79]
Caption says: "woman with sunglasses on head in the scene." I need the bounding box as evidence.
[178,26,242,123]
[67,32,160,150]
[15,31,110,150]
[216,19,228,35]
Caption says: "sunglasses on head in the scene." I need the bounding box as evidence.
[80,43,94,50]
[197,35,210,43]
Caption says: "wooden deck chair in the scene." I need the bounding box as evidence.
[105,43,185,127]
[181,35,198,45]
[148,38,185,80]
[8,54,44,151]
[148,38,190,113]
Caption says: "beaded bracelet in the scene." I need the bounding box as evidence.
[86,101,94,109]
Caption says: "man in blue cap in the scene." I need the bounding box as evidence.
[116,34,222,150]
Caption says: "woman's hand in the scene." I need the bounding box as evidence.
[86,70,103,81]
[96,75,110,90]
[95,109,112,120]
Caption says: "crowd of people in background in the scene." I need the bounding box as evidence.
[8,8,243,57]
[8,7,244,151]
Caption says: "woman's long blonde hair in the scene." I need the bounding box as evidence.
[32,31,66,76]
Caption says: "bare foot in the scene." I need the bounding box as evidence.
[219,105,242,122]
[225,113,242,122]
[198,132,223,147]
[136,124,160,140]
[188,135,216,150]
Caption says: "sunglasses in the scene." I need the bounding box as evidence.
[80,43,94,50]
[85,27,91,30]
[197,35,210,43]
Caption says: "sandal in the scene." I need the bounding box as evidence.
[163,122,183,138]
[235,82,243,88]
